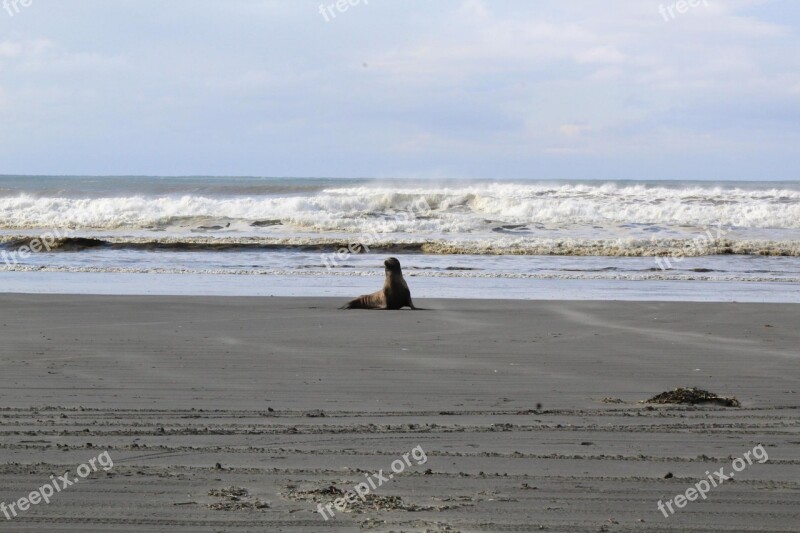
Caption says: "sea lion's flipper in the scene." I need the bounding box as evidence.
[340,291,385,310]
[340,296,363,309]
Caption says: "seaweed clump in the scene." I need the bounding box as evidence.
[645,387,740,407]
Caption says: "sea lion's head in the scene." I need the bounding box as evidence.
[384,257,402,274]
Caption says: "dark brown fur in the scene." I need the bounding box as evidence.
[340,257,418,310]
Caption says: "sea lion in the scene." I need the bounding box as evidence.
[340,257,418,310]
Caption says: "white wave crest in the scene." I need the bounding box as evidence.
[1,182,799,231]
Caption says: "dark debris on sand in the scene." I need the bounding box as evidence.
[207,486,270,511]
[283,483,438,514]
[645,387,741,407]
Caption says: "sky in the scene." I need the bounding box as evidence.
[0,0,799,180]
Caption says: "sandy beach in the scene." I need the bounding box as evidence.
[0,295,797,531]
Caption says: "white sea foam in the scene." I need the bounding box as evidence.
[1,183,799,232]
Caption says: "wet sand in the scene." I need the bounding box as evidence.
[0,295,798,531]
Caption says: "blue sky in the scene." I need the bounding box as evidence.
[1,0,799,180]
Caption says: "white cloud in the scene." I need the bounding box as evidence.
[559,124,592,137]
[0,42,23,58]
[0,39,52,59]
[575,46,626,65]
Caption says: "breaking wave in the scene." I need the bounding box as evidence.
[1,182,799,232]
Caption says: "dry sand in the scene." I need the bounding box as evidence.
[0,295,798,532]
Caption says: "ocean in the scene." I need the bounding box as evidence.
[1,176,799,301]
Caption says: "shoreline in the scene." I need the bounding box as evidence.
[2,271,800,303]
